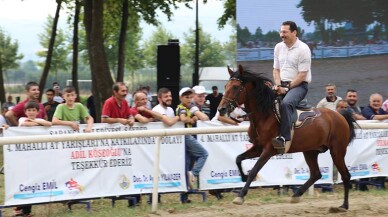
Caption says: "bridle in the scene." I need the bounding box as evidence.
[222,77,246,113]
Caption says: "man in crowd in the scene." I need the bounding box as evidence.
[205,86,223,119]
[362,93,388,120]
[336,100,349,113]
[151,88,180,126]
[316,83,342,110]
[5,81,47,126]
[52,81,64,103]
[345,89,366,120]
[101,82,134,126]
[130,90,165,123]
[44,88,61,121]
[101,82,140,204]
[3,95,15,109]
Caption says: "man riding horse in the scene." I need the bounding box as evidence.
[271,21,312,152]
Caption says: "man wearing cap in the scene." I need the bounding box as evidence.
[191,86,210,121]
[176,87,208,190]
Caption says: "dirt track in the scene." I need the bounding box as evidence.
[150,189,388,217]
[238,54,388,106]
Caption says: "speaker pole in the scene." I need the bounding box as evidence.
[193,0,199,86]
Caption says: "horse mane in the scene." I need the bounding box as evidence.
[231,69,276,115]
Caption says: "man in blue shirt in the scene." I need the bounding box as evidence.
[362,93,388,120]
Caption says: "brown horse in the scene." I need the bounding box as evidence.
[218,65,356,210]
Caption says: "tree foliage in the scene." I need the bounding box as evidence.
[0,28,23,103]
[297,0,388,42]
[142,26,175,68]
[36,15,70,79]
[181,24,225,67]
[217,0,236,28]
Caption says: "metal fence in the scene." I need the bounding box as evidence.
[237,44,388,61]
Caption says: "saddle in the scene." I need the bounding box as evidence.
[274,98,321,153]
[275,98,320,127]
[294,99,320,128]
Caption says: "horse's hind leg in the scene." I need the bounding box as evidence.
[291,151,322,203]
[331,149,351,209]
[236,145,261,182]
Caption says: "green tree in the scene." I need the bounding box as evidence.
[0,28,23,103]
[223,20,237,67]
[373,0,388,39]
[181,24,225,67]
[142,26,175,68]
[83,0,193,123]
[237,24,251,47]
[37,0,63,99]
[217,0,236,28]
[298,0,376,43]
[103,0,143,82]
[36,15,69,81]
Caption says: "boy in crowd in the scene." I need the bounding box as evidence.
[52,86,93,132]
[19,101,52,127]
[13,101,51,216]
[5,81,47,126]
[176,87,208,189]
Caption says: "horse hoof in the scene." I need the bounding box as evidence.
[290,197,300,203]
[232,197,244,205]
[328,207,347,213]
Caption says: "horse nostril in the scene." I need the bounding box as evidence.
[219,107,226,116]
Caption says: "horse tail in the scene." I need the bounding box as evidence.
[339,109,358,144]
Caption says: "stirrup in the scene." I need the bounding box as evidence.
[272,136,285,149]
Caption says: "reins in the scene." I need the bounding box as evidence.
[221,77,248,114]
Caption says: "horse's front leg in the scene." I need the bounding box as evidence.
[236,145,262,182]
[233,149,273,205]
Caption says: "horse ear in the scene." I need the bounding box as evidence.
[238,65,244,76]
[227,66,233,76]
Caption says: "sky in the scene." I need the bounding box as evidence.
[237,0,315,34]
[0,0,233,61]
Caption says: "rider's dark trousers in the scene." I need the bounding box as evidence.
[279,82,308,141]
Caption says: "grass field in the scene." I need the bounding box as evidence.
[0,178,387,217]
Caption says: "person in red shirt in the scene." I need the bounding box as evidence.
[129,90,164,123]
[101,82,134,126]
[5,81,47,126]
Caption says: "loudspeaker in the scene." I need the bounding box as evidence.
[157,43,180,110]
[157,44,180,87]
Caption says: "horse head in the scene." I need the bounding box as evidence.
[218,65,248,117]
[218,65,275,117]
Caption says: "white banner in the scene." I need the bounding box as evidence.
[198,121,333,190]
[337,129,388,182]
[3,122,186,206]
